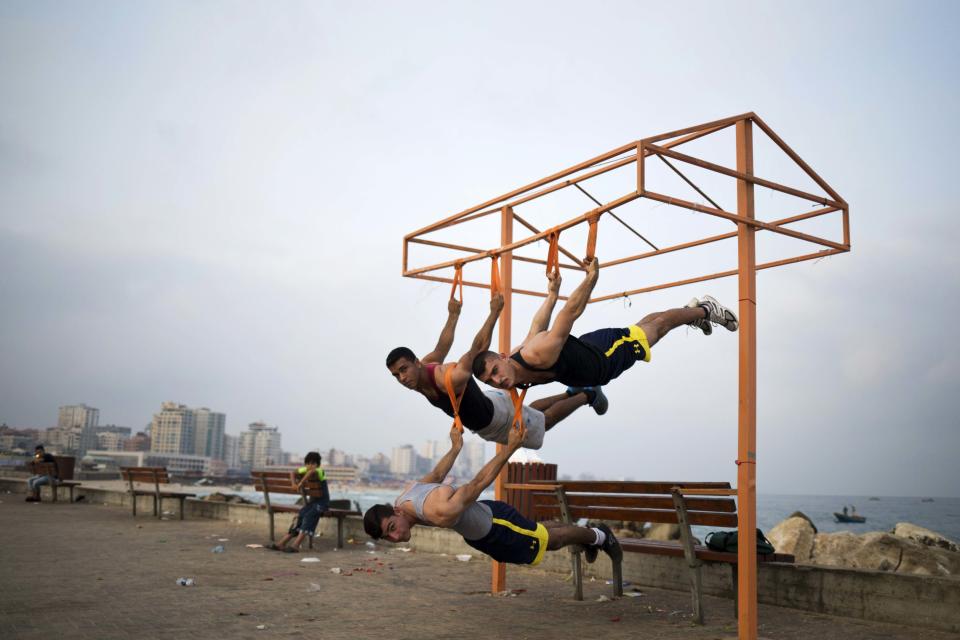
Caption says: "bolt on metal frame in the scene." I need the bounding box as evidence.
[401,112,849,640]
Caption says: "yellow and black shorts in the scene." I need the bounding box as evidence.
[464,500,548,566]
[579,325,651,383]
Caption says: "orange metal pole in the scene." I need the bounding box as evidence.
[736,119,758,640]
[492,205,513,594]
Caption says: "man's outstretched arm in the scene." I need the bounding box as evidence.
[434,426,525,525]
[522,272,561,345]
[452,294,504,382]
[526,258,600,365]
[422,299,463,364]
[419,424,464,485]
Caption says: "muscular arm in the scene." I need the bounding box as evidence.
[523,272,561,345]
[524,259,600,367]
[422,299,463,364]
[419,424,464,485]
[449,294,504,388]
[432,427,524,527]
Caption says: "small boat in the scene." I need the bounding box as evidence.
[834,512,866,523]
[868,496,880,501]
[921,498,935,503]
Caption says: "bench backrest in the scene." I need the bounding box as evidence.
[532,481,738,527]
[29,461,58,477]
[251,469,326,499]
[121,467,171,485]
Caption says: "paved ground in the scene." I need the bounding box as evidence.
[1,498,956,640]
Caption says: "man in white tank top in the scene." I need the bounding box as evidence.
[363,424,621,568]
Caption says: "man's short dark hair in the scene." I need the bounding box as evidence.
[363,503,395,539]
[34,445,45,452]
[471,350,498,378]
[303,451,321,466]
[386,347,417,368]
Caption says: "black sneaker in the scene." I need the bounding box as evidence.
[597,524,622,563]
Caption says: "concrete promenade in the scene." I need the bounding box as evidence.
[1,498,957,640]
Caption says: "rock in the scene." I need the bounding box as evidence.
[203,492,228,502]
[768,516,815,562]
[891,522,959,553]
[202,492,254,505]
[811,531,960,576]
[644,523,680,541]
[786,511,818,534]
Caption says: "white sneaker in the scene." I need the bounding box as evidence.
[700,295,739,332]
[686,298,712,335]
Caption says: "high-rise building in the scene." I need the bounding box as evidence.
[150,402,196,455]
[193,408,226,460]
[123,432,151,452]
[57,404,100,455]
[463,440,486,476]
[390,445,416,476]
[420,440,442,464]
[238,421,282,470]
[223,433,240,470]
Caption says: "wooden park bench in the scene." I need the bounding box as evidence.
[120,467,196,520]
[252,469,361,549]
[521,480,794,623]
[28,461,81,502]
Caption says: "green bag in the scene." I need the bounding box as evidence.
[705,528,775,555]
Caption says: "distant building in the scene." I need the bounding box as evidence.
[193,408,226,460]
[96,432,127,451]
[326,448,349,466]
[86,450,219,476]
[223,433,241,470]
[150,402,196,455]
[123,432,151,452]
[0,426,42,452]
[390,445,416,476]
[239,421,282,470]
[56,404,100,455]
[323,466,358,482]
[463,441,486,476]
[420,440,442,464]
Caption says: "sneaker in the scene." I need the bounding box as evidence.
[700,295,739,332]
[686,298,712,335]
[597,524,623,563]
[589,386,608,416]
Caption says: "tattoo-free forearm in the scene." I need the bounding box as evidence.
[528,292,559,337]
[432,310,461,360]
[428,442,463,483]
[468,308,501,356]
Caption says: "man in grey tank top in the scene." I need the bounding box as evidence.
[363,424,621,568]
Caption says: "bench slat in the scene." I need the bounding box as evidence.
[532,493,736,513]
[539,481,731,494]
[535,505,739,527]
[619,538,794,564]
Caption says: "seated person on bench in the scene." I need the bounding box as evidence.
[25,445,59,503]
[269,452,329,553]
[363,424,621,566]
[472,257,738,391]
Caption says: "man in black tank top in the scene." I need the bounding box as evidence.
[471,257,739,391]
[386,287,596,446]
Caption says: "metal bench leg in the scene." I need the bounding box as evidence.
[268,511,276,542]
[571,549,584,601]
[337,517,345,549]
[673,488,704,624]
[180,497,185,520]
[612,556,624,598]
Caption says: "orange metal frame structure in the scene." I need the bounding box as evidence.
[401,112,849,640]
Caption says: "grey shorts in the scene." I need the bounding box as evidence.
[474,390,546,450]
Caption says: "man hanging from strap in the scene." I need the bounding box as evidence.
[386,267,606,451]
[363,422,622,568]
[471,256,739,392]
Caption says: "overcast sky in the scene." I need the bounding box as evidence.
[1,1,958,496]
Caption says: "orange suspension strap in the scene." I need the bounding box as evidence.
[490,255,501,298]
[509,387,528,435]
[545,231,560,278]
[585,215,599,262]
[450,261,464,303]
[443,365,467,434]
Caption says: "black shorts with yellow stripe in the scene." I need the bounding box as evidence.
[463,500,548,566]
[579,325,652,384]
